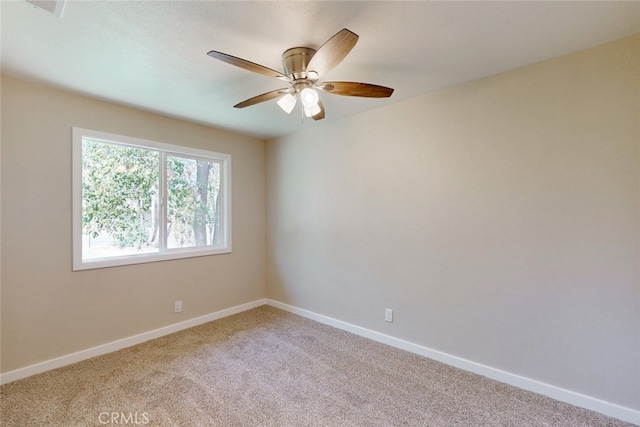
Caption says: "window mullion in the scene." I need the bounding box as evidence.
[159,151,167,253]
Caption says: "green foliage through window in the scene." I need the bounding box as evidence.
[82,140,159,250]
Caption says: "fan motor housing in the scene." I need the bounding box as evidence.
[282,47,316,80]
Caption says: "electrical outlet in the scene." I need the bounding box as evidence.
[385,308,393,322]
[174,300,182,313]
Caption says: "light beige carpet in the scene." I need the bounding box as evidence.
[1,306,634,426]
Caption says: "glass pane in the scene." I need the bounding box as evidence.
[82,139,160,259]
[166,155,221,249]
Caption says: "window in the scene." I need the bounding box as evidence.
[72,128,231,270]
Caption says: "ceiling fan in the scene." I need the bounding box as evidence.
[207,28,394,121]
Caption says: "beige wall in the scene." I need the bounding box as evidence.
[266,35,640,409]
[1,76,266,372]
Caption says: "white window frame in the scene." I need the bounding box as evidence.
[72,127,231,271]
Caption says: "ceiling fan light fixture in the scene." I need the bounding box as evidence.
[304,103,322,118]
[300,87,319,109]
[277,93,297,114]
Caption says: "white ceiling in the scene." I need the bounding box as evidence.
[2,1,639,140]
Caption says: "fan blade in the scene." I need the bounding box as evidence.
[234,88,291,109]
[312,99,325,121]
[207,50,290,82]
[306,29,358,78]
[317,81,394,98]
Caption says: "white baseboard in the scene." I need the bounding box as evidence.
[0,298,267,386]
[266,299,640,426]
